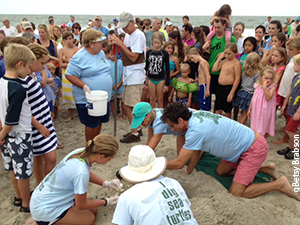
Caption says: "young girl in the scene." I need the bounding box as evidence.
[163,41,180,105]
[187,47,211,111]
[23,43,58,186]
[207,4,232,44]
[234,52,262,124]
[107,44,125,120]
[270,47,287,108]
[248,66,277,137]
[233,36,257,120]
[47,62,62,120]
[145,32,170,108]
[238,36,257,66]
[168,30,185,63]
[169,63,198,107]
[212,43,241,118]
[261,33,287,66]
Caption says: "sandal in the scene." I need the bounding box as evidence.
[285,149,294,160]
[13,197,22,207]
[277,147,291,155]
[20,206,30,213]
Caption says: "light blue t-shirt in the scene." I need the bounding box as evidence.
[35,67,56,102]
[67,21,74,28]
[30,148,90,221]
[184,111,255,163]
[65,48,112,104]
[93,26,109,39]
[108,59,124,94]
[149,108,181,136]
[263,37,272,52]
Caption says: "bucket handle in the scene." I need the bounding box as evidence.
[86,102,93,109]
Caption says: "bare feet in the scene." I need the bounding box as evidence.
[25,217,37,225]
[260,163,278,181]
[273,138,289,144]
[65,116,73,122]
[277,176,300,201]
[279,127,286,133]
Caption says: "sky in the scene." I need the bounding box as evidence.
[0,0,299,16]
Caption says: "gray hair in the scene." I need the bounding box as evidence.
[22,32,36,43]
[151,17,161,26]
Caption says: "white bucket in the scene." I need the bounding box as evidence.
[86,90,108,117]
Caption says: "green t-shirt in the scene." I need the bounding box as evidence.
[208,35,236,75]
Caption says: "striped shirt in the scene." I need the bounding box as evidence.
[21,75,57,156]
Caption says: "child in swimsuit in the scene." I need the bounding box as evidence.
[187,47,211,111]
[145,32,170,108]
[212,43,241,118]
[168,63,198,107]
[163,41,180,105]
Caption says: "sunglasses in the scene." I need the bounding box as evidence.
[74,27,81,30]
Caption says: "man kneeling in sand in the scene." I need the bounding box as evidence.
[161,102,299,201]
[112,145,198,224]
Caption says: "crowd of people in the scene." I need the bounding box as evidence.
[0,5,300,224]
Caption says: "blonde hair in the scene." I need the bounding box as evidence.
[225,42,238,54]
[46,62,56,70]
[82,29,105,47]
[293,54,300,65]
[187,47,201,56]
[243,52,262,77]
[259,66,276,85]
[52,25,62,41]
[69,134,119,160]
[180,63,190,72]
[286,37,300,49]
[151,32,164,46]
[4,43,36,70]
[38,24,51,40]
[27,43,49,60]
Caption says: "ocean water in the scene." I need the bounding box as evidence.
[0,14,290,37]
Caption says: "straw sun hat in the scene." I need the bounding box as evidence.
[120,145,167,184]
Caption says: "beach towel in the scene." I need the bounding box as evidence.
[61,70,76,109]
[193,152,272,190]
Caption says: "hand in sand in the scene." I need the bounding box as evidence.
[103,179,123,190]
[104,196,119,206]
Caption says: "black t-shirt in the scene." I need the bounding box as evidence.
[145,49,170,86]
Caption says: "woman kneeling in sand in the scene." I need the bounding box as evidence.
[28,134,122,225]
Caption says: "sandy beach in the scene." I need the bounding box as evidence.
[0,109,299,225]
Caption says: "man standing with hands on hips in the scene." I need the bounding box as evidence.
[112,12,147,143]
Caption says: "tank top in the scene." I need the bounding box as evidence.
[37,39,57,57]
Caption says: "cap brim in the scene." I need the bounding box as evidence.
[130,116,146,129]
[116,21,129,28]
[120,156,167,184]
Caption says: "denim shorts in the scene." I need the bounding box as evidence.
[76,103,110,128]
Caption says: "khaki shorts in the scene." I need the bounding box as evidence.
[54,98,59,107]
[123,84,143,107]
